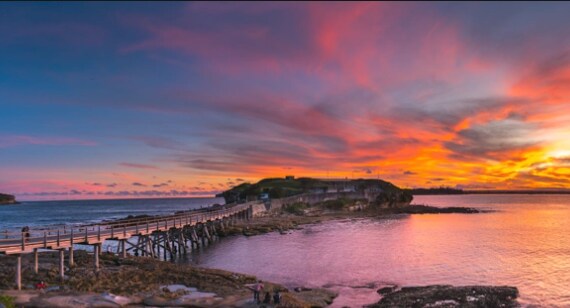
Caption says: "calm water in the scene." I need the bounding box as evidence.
[188,195,570,307]
[0,197,224,231]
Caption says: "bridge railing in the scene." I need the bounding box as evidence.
[0,203,251,250]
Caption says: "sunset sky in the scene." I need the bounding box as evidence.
[2,2,570,200]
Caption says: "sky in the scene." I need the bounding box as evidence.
[1,2,570,200]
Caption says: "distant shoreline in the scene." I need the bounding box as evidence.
[413,190,570,195]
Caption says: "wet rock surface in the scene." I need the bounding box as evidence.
[376,285,397,295]
[369,285,519,308]
[0,251,336,307]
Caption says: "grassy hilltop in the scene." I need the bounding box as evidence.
[219,177,411,205]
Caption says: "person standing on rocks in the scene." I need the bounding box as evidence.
[253,280,264,303]
[35,281,47,293]
[263,291,271,304]
[273,290,281,304]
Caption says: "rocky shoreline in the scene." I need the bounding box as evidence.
[0,203,517,307]
[0,250,337,307]
[216,204,485,237]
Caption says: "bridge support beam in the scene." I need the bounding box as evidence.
[69,246,74,267]
[59,249,65,281]
[15,254,21,290]
[34,248,39,274]
[94,244,100,270]
[120,240,127,258]
[204,224,212,244]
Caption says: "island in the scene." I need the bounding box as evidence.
[0,193,17,205]
[218,176,414,208]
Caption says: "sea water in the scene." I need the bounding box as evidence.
[187,194,570,307]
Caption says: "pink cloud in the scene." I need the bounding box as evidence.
[120,162,159,170]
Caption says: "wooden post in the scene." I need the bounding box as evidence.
[153,234,158,257]
[148,237,155,258]
[69,228,74,267]
[162,234,167,260]
[120,240,127,258]
[15,255,21,290]
[34,248,39,274]
[59,249,65,280]
[70,228,74,245]
[94,244,100,270]
[201,227,206,246]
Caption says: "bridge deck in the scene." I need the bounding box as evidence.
[0,203,251,255]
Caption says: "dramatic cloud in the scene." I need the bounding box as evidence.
[444,115,541,160]
[4,3,570,199]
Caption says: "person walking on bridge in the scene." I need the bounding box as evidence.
[21,226,30,242]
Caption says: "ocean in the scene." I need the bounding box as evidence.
[0,197,224,232]
[188,194,570,307]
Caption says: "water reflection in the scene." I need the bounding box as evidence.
[189,195,570,307]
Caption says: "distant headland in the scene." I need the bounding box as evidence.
[405,187,570,195]
[0,193,17,205]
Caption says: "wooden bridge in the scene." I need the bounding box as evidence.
[0,203,254,290]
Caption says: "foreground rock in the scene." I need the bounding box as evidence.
[369,285,519,307]
[0,251,336,307]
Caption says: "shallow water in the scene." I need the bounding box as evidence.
[188,194,570,307]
